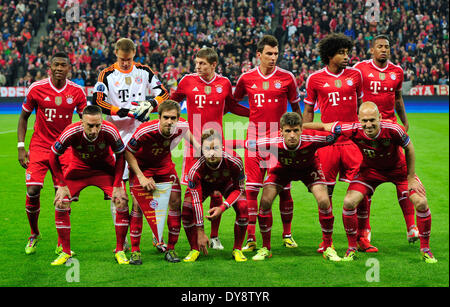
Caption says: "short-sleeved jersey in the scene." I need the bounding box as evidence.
[304,67,363,124]
[234,66,301,140]
[353,60,404,122]
[126,118,189,175]
[170,73,234,142]
[51,120,125,173]
[92,62,169,135]
[187,151,245,226]
[333,121,409,170]
[256,130,338,171]
[22,78,87,152]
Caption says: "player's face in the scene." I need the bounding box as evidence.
[159,109,179,136]
[82,114,103,140]
[202,139,222,166]
[115,49,135,71]
[371,39,390,64]
[195,57,216,80]
[330,48,349,69]
[258,45,279,70]
[281,124,302,149]
[359,109,381,138]
[50,57,70,81]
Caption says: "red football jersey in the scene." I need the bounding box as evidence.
[126,118,189,175]
[256,129,338,171]
[305,66,363,124]
[170,73,235,142]
[234,66,301,140]
[187,151,245,226]
[333,121,409,170]
[22,78,87,152]
[51,120,125,174]
[353,59,404,122]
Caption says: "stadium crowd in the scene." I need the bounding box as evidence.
[0,0,448,93]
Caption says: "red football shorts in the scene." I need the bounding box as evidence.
[64,173,119,200]
[26,148,71,187]
[245,148,290,191]
[315,141,362,185]
[348,165,420,197]
[264,164,326,190]
[129,166,181,193]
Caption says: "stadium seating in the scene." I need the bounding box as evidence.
[1,0,448,89]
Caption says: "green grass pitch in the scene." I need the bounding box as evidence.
[0,113,448,287]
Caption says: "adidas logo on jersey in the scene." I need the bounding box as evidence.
[193,87,199,91]
[323,83,330,87]
[251,84,257,89]
[44,96,51,101]
[368,73,374,77]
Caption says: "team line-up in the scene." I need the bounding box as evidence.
[17,34,437,266]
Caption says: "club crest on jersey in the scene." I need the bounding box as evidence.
[381,139,391,147]
[334,80,342,88]
[263,81,270,90]
[125,76,132,85]
[274,80,282,89]
[390,73,396,80]
[379,73,385,80]
[98,143,106,150]
[66,95,74,104]
[26,172,31,181]
[216,85,223,93]
[346,79,353,86]
[135,76,143,84]
[55,96,62,106]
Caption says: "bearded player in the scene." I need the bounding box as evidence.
[234,35,302,253]
[354,34,418,246]
[49,105,129,265]
[303,33,376,258]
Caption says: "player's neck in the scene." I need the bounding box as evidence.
[372,58,388,69]
[50,76,66,89]
[201,72,216,82]
[259,65,276,76]
[326,64,343,75]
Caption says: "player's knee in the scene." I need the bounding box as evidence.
[169,193,181,211]
[343,194,359,210]
[413,196,429,212]
[259,197,273,212]
[27,185,41,197]
[316,196,330,210]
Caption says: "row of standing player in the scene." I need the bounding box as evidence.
[17,33,436,265]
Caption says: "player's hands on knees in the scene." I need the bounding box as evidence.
[54,186,71,209]
[138,175,156,192]
[18,148,29,169]
[112,186,128,208]
[408,176,426,198]
[206,207,223,221]
[197,227,209,255]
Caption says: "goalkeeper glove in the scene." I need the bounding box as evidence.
[131,99,157,122]
[116,108,131,118]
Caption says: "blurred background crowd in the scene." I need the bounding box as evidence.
[0,0,448,96]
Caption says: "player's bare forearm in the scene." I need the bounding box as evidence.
[17,110,30,143]
[197,226,209,255]
[125,150,143,177]
[184,130,201,155]
[113,153,125,187]
[395,92,409,131]
[302,122,334,131]
[49,152,66,187]
[404,142,416,180]
[227,101,250,117]
[303,104,315,123]
[290,102,303,119]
